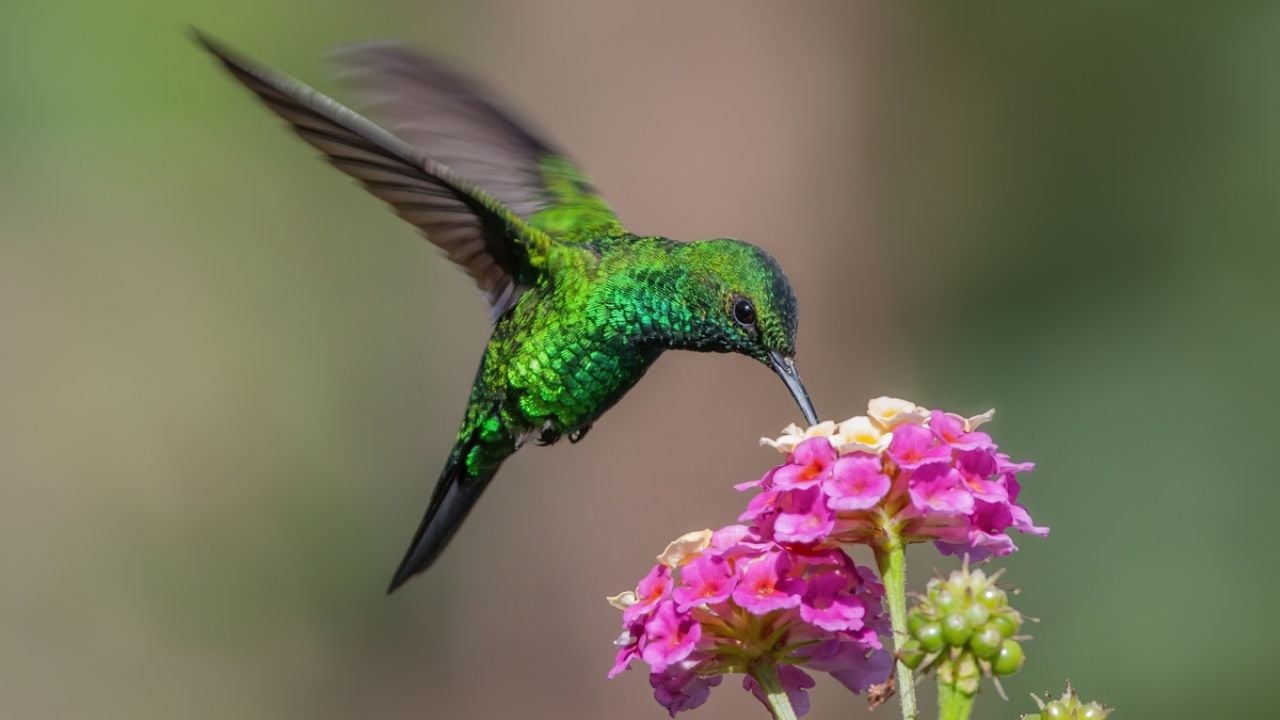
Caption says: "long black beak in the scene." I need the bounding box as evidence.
[767,351,819,426]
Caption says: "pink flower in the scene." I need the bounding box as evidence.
[740,487,780,524]
[772,487,835,544]
[800,570,867,631]
[614,400,1042,715]
[651,663,721,717]
[672,554,735,610]
[887,423,951,470]
[908,464,975,515]
[1010,503,1050,537]
[930,410,994,451]
[624,565,672,624]
[798,639,895,694]
[773,437,837,489]
[825,453,891,510]
[609,528,889,716]
[733,551,805,613]
[747,400,1045,559]
[641,601,701,673]
[608,622,644,679]
[955,449,1009,502]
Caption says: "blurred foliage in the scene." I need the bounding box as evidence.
[2,1,1275,719]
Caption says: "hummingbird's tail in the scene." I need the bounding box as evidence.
[386,451,498,593]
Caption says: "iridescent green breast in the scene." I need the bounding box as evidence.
[497,251,663,434]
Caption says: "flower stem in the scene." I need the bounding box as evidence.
[752,659,798,720]
[874,525,918,720]
[937,676,976,720]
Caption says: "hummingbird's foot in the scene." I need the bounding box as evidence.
[569,425,593,444]
[536,422,562,446]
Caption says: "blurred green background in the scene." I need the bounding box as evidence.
[3,1,1276,718]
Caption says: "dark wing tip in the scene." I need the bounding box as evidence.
[189,27,273,90]
[189,26,235,64]
[191,27,303,102]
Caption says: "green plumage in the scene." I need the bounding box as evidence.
[197,31,818,592]
[460,234,799,473]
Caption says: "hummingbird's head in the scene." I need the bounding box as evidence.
[680,238,818,424]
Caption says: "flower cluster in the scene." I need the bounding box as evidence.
[898,563,1028,692]
[608,527,892,716]
[750,397,1047,558]
[1022,683,1112,719]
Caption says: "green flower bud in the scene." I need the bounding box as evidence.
[965,602,991,628]
[970,625,1004,659]
[1022,683,1112,720]
[917,622,944,652]
[898,639,926,670]
[907,607,930,635]
[977,584,1006,610]
[943,612,973,646]
[934,587,961,614]
[990,610,1021,637]
[993,639,1025,676]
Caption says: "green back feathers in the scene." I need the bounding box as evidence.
[527,156,623,241]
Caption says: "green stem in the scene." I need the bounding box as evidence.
[937,676,976,720]
[751,659,798,720]
[874,525,918,720]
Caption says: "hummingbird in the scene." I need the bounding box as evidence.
[195,31,820,593]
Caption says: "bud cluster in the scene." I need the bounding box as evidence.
[897,564,1027,694]
[1022,683,1112,719]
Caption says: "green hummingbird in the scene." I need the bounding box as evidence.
[195,31,819,593]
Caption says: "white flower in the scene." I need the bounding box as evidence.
[833,415,893,455]
[962,408,995,432]
[759,420,837,453]
[656,529,713,568]
[867,396,930,430]
[606,590,637,610]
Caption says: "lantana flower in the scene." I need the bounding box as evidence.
[759,421,838,454]
[754,398,1046,559]
[608,526,892,717]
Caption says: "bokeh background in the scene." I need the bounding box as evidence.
[4,1,1277,718]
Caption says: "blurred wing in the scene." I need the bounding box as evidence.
[195,30,551,318]
[332,43,623,243]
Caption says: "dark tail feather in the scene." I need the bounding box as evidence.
[387,456,496,593]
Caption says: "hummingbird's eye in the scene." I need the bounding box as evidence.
[733,298,757,327]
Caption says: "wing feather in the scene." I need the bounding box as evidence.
[195,30,552,318]
[332,43,624,242]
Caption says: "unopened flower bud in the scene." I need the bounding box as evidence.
[993,639,1025,676]
[1022,682,1112,719]
[899,561,1030,694]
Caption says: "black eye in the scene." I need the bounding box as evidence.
[733,299,757,327]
